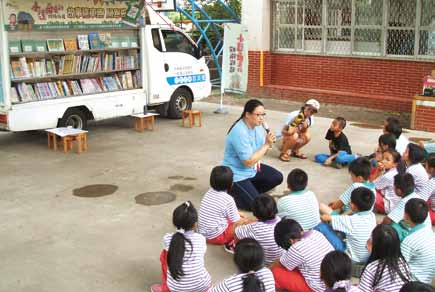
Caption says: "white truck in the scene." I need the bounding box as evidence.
[0,2,211,131]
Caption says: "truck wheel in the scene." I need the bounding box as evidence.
[59,108,87,129]
[168,88,192,119]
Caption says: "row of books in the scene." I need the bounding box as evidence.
[11,71,142,103]
[9,33,139,54]
[11,52,139,79]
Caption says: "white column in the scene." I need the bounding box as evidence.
[242,0,271,51]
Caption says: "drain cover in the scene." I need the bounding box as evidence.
[170,184,194,192]
[73,184,118,198]
[351,123,383,129]
[135,192,176,206]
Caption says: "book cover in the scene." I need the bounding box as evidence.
[21,40,35,53]
[11,61,24,78]
[64,39,78,51]
[34,40,47,52]
[9,40,22,54]
[47,39,65,52]
[18,57,31,77]
[77,34,90,50]
[121,3,143,27]
[10,87,20,103]
[88,33,101,49]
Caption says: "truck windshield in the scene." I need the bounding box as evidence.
[161,30,196,57]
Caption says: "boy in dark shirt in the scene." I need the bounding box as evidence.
[315,117,356,168]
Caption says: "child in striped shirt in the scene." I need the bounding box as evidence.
[359,224,411,292]
[271,218,334,292]
[151,201,211,292]
[319,187,376,263]
[235,194,284,265]
[369,133,397,181]
[198,166,251,247]
[320,157,375,215]
[400,198,435,284]
[320,251,359,292]
[277,168,320,231]
[372,149,404,214]
[210,238,275,292]
[419,154,435,225]
[403,143,428,193]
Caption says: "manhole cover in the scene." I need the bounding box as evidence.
[170,184,194,192]
[408,137,432,143]
[135,192,176,206]
[351,123,383,129]
[73,184,118,198]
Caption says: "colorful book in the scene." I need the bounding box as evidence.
[78,34,90,50]
[88,33,101,49]
[21,40,35,53]
[9,40,22,54]
[11,61,24,78]
[10,87,20,103]
[64,39,78,51]
[47,39,65,52]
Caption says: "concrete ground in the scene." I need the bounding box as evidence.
[0,101,434,292]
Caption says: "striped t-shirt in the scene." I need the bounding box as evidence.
[280,230,334,292]
[358,258,410,292]
[198,188,240,239]
[163,231,212,292]
[417,177,434,202]
[401,227,435,284]
[339,182,376,212]
[235,217,284,265]
[277,190,321,231]
[406,163,429,194]
[331,212,376,263]
[209,267,275,292]
[374,168,401,213]
[387,192,432,229]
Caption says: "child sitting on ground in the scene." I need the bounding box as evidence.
[369,133,398,180]
[234,194,283,265]
[373,149,404,214]
[403,143,428,193]
[315,117,356,168]
[210,238,275,292]
[151,201,211,292]
[320,157,375,215]
[418,153,434,225]
[400,198,435,284]
[358,224,411,292]
[277,168,320,231]
[318,187,376,264]
[321,251,359,292]
[271,218,334,292]
[383,117,409,156]
[198,166,251,247]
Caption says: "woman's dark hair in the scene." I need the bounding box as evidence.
[227,99,264,134]
[167,201,198,281]
[320,251,352,292]
[210,166,233,192]
[287,168,308,192]
[378,133,397,150]
[274,218,303,250]
[394,174,415,197]
[383,149,406,174]
[400,281,435,292]
[234,238,266,292]
[252,194,277,221]
[365,224,410,287]
[406,143,425,165]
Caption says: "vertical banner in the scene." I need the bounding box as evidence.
[222,23,248,94]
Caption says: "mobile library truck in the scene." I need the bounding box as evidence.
[0,0,211,131]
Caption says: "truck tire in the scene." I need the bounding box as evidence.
[59,108,88,129]
[167,88,192,119]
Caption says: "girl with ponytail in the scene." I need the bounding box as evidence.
[210,238,275,292]
[321,251,359,292]
[151,201,211,292]
[222,99,283,211]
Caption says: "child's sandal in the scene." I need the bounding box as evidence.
[279,153,290,162]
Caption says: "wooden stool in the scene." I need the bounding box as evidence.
[182,110,202,128]
[63,133,88,154]
[47,132,59,151]
[131,113,159,132]
[46,127,88,154]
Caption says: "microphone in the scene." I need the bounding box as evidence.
[262,121,270,133]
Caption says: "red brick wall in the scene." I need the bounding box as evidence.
[414,105,435,132]
[248,51,434,113]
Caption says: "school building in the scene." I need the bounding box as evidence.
[242,0,435,130]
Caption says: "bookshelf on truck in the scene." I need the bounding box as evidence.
[0,0,211,131]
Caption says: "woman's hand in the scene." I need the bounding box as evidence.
[266,132,276,147]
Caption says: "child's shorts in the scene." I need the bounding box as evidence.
[206,222,235,245]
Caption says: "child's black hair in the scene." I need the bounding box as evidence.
[287,168,308,192]
[365,224,410,288]
[252,194,277,222]
[427,153,435,168]
[348,157,371,180]
[393,174,415,197]
[384,117,402,139]
[378,133,397,150]
[334,117,346,130]
[406,143,425,165]
[234,238,266,292]
[274,218,303,250]
[405,198,429,225]
[383,149,406,174]
[350,187,374,211]
[400,281,435,292]
[167,201,198,281]
[210,165,233,192]
[320,251,352,292]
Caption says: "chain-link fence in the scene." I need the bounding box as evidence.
[272,0,435,59]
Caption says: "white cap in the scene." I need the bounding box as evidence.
[305,99,320,112]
